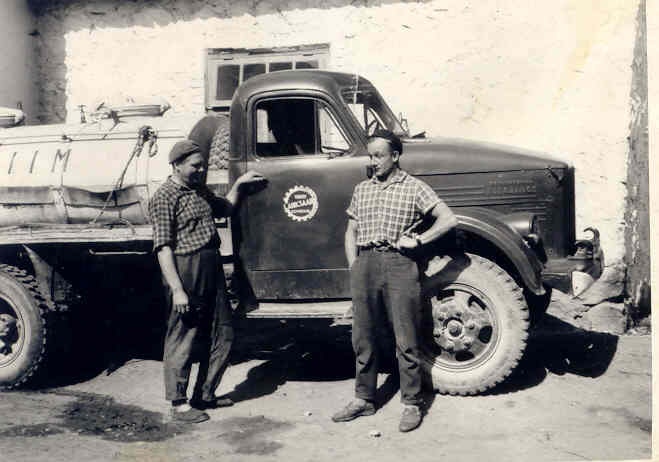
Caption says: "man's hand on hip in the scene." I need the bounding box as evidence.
[396,234,420,250]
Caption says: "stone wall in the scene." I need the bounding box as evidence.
[28,0,642,264]
[0,0,37,123]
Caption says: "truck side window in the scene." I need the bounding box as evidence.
[255,98,351,157]
[256,99,315,157]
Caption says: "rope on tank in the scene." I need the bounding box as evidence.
[87,126,158,226]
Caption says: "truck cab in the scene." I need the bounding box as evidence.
[224,71,600,300]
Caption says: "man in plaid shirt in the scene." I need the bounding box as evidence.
[332,129,457,432]
[149,139,264,424]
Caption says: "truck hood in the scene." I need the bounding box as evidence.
[401,137,571,174]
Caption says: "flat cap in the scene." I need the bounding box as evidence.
[169,139,201,164]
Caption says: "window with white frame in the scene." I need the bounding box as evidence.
[205,44,329,110]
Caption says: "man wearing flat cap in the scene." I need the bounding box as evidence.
[148,139,264,424]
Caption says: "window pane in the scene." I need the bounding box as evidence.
[365,108,385,135]
[244,63,266,81]
[295,60,318,69]
[318,103,350,153]
[347,103,365,129]
[216,65,240,100]
[256,109,275,143]
[256,99,316,157]
[269,62,292,72]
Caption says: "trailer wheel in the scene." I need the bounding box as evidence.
[419,253,529,395]
[0,265,49,390]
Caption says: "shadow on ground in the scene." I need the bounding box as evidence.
[488,314,620,395]
[225,314,619,403]
[26,294,619,406]
[227,318,356,403]
[24,289,167,390]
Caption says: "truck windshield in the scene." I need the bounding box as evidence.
[341,86,406,137]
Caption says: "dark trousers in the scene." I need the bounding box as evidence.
[351,249,423,406]
[163,246,234,402]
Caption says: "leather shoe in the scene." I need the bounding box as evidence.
[190,396,234,410]
[171,406,210,424]
[399,405,423,432]
[331,400,376,422]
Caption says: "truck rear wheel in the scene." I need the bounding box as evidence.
[0,265,49,390]
[420,253,529,395]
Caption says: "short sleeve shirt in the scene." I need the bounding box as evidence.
[148,176,231,255]
[346,169,441,246]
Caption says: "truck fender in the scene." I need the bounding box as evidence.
[453,208,545,296]
[21,246,59,312]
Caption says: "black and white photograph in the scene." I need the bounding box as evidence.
[0,0,653,461]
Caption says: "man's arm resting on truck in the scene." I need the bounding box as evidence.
[222,170,267,213]
[156,246,189,313]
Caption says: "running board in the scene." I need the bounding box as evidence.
[244,300,352,319]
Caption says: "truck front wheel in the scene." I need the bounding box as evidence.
[0,265,49,390]
[419,253,529,395]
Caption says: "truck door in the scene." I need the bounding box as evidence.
[239,96,367,299]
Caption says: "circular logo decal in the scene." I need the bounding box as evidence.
[283,186,319,222]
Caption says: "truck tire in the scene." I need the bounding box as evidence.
[526,286,552,327]
[419,253,529,395]
[0,265,49,390]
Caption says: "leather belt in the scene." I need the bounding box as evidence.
[358,242,397,252]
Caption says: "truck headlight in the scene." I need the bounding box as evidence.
[502,212,540,244]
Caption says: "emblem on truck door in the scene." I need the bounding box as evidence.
[283,185,319,222]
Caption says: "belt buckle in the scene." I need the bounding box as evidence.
[374,242,394,252]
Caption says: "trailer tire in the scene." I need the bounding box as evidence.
[419,253,529,395]
[0,265,49,390]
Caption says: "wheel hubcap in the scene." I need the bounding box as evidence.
[0,297,24,367]
[447,320,462,336]
[428,286,497,367]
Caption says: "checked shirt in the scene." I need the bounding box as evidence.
[148,176,231,255]
[346,169,441,247]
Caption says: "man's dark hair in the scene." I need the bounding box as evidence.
[368,129,403,156]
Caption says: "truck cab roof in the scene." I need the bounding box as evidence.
[233,70,372,110]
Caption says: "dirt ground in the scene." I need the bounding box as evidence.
[0,305,652,462]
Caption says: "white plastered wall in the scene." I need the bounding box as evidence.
[0,0,37,123]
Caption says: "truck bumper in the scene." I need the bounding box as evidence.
[541,228,604,296]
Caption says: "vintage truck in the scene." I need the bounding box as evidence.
[0,70,602,395]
